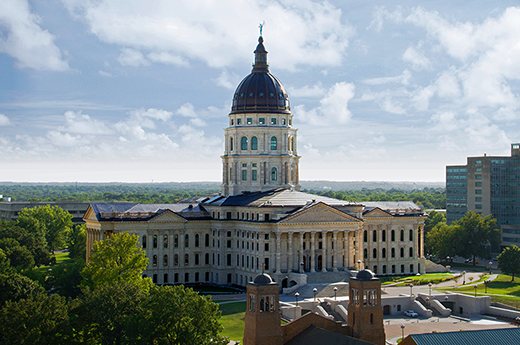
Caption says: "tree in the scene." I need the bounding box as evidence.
[45,261,85,299]
[68,224,86,262]
[498,245,520,281]
[0,238,35,269]
[0,220,50,266]
[453,211,501,263]
[17,204,73,253]
[142,285,228,345]
[0,272,44,306]
[425,224,462,261]
[81,232,152,292]
[424,210,446,233]
[0,293,70,344]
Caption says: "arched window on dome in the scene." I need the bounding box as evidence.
[271,167,277,181]
[241,136,248,150]
[251,136,258,150]
[230,137,234,151]
[270,136,277,150]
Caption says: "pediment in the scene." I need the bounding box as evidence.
[83,205,97,222]
[148,209,187,223]
[280,202,361,224]
[364,207,392,217]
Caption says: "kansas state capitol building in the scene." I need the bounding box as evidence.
[84,35,426,288]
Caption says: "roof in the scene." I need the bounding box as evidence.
[362,201,424,216]
[284,325,374,345]
[203,188,359,208]
[88,203,211,221]
[406,328,520,345]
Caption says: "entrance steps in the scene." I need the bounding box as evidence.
[289,282,350,299]
[306,271,354,284]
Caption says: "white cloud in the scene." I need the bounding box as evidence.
[402,46,431,70]
[0,114,10,126]
[46,130,89,147]
[288,83,326,98]
[213,70,239,90]
[368,6,403,32]
[62,0,354,70]
[59,110,112,135]
[363,70,411,86]
[295,82,355,125]
[0,0,68,71]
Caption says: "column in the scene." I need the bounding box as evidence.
[343,230,349,270]
[356,228,362,270]
[275,232,281,273]
[288,232,294,272]
[333,230,339,271]
[310,231,316,272]
[321,231,327,272]
[299,232,304,273]
[270,232,275,272]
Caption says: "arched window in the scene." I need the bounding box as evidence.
[142,235,147,248]
[382,230,386,242]
[195,253,200,265]
[372,230,377,242]
[372,248,377,259]
[382,248,386,258]
[185,254,189,266]
[409,247,414,257]
[205,233,210,247]
[185,234,189,247]
[383,265,387,274]
[174,234,178,248]
[270,136,277,150]
[195,234,200,247]
[163,235,168,248]
[153,235,157,248]
[271,167,277,181]
[205,253,209,265]
[174,254,178,266]
[230,137,234,151]
[400,247,404,258]
[163,254,168,266]
[391,230,395,242]
[363,248,368,259]
[241,136,248,150]
[251,136,258,150]
[409,229,413,241]
[363,230,368,243]
[400,230,404,242]
[391,248,395,258]
[153,255,157,267]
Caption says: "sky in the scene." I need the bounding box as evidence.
[1,0,520,183]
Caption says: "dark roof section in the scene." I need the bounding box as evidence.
[362,201,425,216]
[89,203,211,221]
[355,269,377,281]
[285,325,374,345]
[230,36,291,114]
[203,188,360,208]
[406,327,520,345]
[253,273,274,285]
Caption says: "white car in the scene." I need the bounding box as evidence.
[404,310,419,317]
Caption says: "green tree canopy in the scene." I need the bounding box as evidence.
[424,210,446,232]
[17,204,73,253]
[0,220,50,266]
[453,211,501,262]
[81,232,152,292]
[425,224,462,261]
[68,224,86,262]
[0,272,44,306]
[498,245,520,281]
[0,238,35,269]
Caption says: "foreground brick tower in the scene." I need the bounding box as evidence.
[243,272,283,345]
[347,269,386,345]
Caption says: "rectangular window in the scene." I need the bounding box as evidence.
[475,182,482,187]
[230,119,234,126]
[475,175,482,179]
[237,118,242,125]
[247,118,252,124]
[271,118,276,125]
[475,197,482,202]
[252,170,257,181]
[242,170,247,181]
[281,118,286,125]
[259,118,265,124]
[475,160,482,164]
[264,243,269,251]
[476,204,482,209]
[475,190,482,194]
[475,168,482,172]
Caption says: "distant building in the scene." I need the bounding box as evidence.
[446,144,520,248]
[400,328,520,345]
[0,201,91,224]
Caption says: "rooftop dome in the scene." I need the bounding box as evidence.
[230,36,290,114]
[355,269,376,281]
[253,272,274,285]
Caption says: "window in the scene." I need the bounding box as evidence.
[372,248,377,259]
[142,235,147,248]
[205,233,209,247]
[364,248,368,259]
[476,175,482,179]
[391,248,395,258]
[400,248,404,258]
[195,234,200,247]
[409,230,413,241]
[163,255,168,266]
[475,190,482,194]
[392,265,396,274]
[205,253,209,265]
[270,136,277,150]
[363,231,367,242]
[401,265,405,273]
[475,168,482,172]
[265,243,269,251]
[475,197,482,202]
[230,137,233,151]
[230,119,234,126]
[163,235,168,248]
[271,167,277,181]
[174,254,178,266]
[382,248,386,258]
[241,136,248,150]
[247,118,252,125]
[185,254,189,266]
[251,136,258,150]
[252,169,257,181]
[271,118,276,125]
[259,118,265,124]
[475,160,482,164]
[282,118,286,125]
[410,264,414,273]
[185,273,189,283]
[372,230,377,242]
[242,169,247,181]
[174,234,178,248]
[391,230,395,242]
[400,230,404,242]
[195,254,199,265]
[153,235,157,248]
[237,118,242,125]
[409,247,413,257]
[195,272,200,282]
[153,255,157,267]
[185,234,189,247]
[476,204,482,209]
[382,230,386,242]
[164,273,168,283]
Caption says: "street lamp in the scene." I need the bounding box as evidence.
[489,261,493,275]
[444,296,449,305]
[313,287,318,302]
[295,292,300,307]
[409,283,414,297]
[474,285,477,297]
[300,261,304,273]
[401,324,405,342]
[446,256,450,264]
[462,271,466,285]
[357,259,362,270]
[428,282,433,298]
[333,286,338,300]
[425,297,430,308]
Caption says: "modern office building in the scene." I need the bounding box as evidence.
[0,200,91,224]
[446,143,520,247]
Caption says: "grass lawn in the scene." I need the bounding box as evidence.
[219,301,246,341]
[54,251,72,264]
[191,285,244,294]
[381,273,456,286]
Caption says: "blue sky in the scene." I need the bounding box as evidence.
[1,0,520,183]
